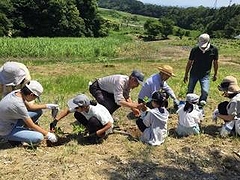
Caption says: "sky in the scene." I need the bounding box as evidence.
[139,0,240,8]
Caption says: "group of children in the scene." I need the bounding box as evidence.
[0,61,240,147]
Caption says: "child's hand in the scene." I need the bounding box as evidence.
[212,109,219,123]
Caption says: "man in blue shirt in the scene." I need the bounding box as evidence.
[138,65,179,108]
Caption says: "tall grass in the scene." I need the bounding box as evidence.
[0,36,132,61]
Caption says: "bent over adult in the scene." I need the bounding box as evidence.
[89,70,144,115]
[138,65,178,108]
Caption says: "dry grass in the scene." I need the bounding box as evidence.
[1,41,240,180]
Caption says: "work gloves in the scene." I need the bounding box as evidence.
[46,104,59,109]
[46,132,58,142]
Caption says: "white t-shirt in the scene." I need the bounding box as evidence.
[177,106,203,127]
[0,90,29,136]
[70,103,113,126]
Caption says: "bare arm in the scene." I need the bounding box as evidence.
[119,98,139,109]
[55,108,70,121]
[212,60,218,81]
[24,117,48,136]
[24,101,47,110]
[218,114,235,122]
[183,60,193,83]
[96,121,113,137]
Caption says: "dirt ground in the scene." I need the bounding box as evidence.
[1,44,240,180]
[1,107,240,180]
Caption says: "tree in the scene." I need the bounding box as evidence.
[0,0,13,36]
[175,28,185,39]
[76,0,108,37]
[159,18,174,39]
[144,19,162,40]
[11,0,86,37]
[9,0,108,37]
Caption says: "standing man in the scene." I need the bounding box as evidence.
[89,70,144,115]
[138,65,179,109]
[183,33,218,106]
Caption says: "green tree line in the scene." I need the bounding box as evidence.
[98,0,240,38]
[0,0,109,37]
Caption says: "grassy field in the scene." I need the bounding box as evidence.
[0,32,240,180]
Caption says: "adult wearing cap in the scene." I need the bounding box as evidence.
[136,91,169,146]
[89,70,144,115]
[138,65,179,108]
[184,33,218,106]
[176,93,204,137]
[213,76,240,137]
[0,80,58,146]
[49,94,113,143]
[0,61,31,98]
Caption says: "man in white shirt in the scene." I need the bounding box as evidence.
[89,70,144,115]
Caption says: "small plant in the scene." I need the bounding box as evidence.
[143,96,149,103]
[54,127,65,135]
[72,124,86,134]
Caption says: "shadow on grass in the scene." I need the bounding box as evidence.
[103,145,240,180]
[0,141,13,150]
[46,133,76,147]
[168,124,220,139]
[202,124,220,137]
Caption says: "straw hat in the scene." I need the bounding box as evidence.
[158,65,175,77]
[218,76,240,94]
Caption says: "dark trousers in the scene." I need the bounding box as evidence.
[136,118,147,132]
[89,80,120,114]
[74,112,103,134]
[218,101,229,115]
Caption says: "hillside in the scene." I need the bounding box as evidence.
[98,0,240,39]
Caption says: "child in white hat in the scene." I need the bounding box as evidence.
[176,93,204,137]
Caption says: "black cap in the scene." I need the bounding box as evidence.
[131,70,144,84]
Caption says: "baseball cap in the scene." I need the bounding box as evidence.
[186,93,199,104]
[131,70,144,85]
[218,76,240,93]
[0,61,26,86]
[67,94,90,109]
[198,33,210,48]
[25,80,43,97]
